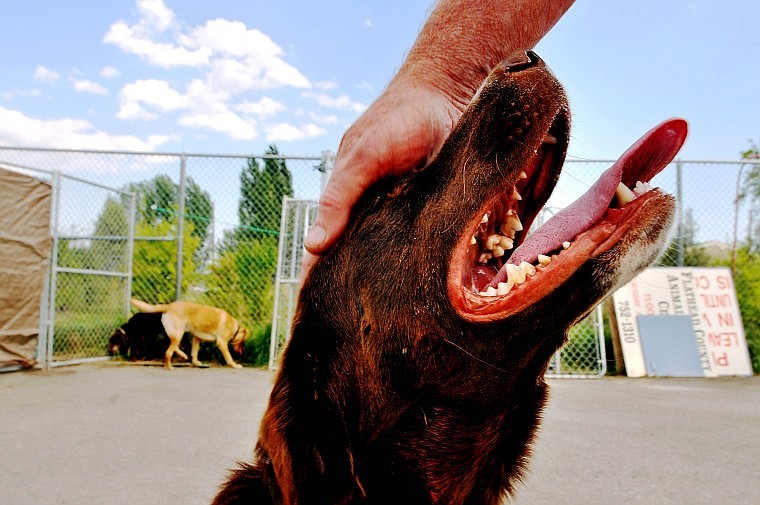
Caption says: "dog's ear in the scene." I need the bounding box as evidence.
[212,461,277,505]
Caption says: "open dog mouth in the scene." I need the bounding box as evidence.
[452,118,687,320]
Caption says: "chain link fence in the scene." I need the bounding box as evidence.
[0,146,756,374]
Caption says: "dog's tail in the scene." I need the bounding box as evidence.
[130,298,171,313]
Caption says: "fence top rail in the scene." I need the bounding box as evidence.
[2,146,753,166]
[0,145,322,161]
[0,160,55,177]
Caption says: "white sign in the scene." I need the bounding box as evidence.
[612,267,752,377]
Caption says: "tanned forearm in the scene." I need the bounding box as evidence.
[395,0,575,111]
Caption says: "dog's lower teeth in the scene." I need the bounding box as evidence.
[615,182,636,206]
[562,241,571,250]
[538,254,552,266]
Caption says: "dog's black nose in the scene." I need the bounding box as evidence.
[503,49,544,72]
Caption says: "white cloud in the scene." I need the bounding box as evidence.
[265,122,326,142]
[117,79,186,119]
[302,91,366,114]
[364,19,375,29]
[104,21,212,68]
[0,106,165,151]
[73,80,109,95]
[100,66,121,78]
[179,109,257,140]
[309,112,339,125]
[34,66,59,83]
[104,0,319,141]
[237,97,286,117]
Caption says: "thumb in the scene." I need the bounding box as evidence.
[303,167,370,255]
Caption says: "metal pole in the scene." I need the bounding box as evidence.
[125,192,136,315]
[731,163,747,273]
[45,171,63,370]
[595,305,607,377]
[320,150,335,193]
[175,154,187,301]
[676,159,684,266]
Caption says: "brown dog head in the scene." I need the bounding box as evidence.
[231,323,248,356]
[215,50,687,505]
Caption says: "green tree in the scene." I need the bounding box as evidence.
[131,219,200,304]
[126,175,213,245]
[198,146,293,365]
[238,145,293,239]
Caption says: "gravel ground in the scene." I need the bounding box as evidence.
[1,363,758,505]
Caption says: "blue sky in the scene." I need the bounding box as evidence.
[0,0,758,162]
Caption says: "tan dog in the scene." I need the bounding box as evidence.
[130,299,247,369]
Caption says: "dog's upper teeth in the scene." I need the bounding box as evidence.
[481,213,489,224]
[486,235,501,250]
[512,188,522,201]
[500,236,514,250]
[518,170,528,180]
[505,211,523,232]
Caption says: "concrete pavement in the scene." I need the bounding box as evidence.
[1,363,758,505]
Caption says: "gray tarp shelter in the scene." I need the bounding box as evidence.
[0,167,51,368]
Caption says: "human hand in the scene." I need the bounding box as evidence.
[302,83,462,271]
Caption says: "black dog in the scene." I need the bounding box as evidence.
[108,312,172,361]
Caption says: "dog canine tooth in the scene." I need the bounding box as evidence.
[481,213,489,224]
[615,182,636,206]
[470,235,477,245]
[512,188,522,201]
[505,212,523,232]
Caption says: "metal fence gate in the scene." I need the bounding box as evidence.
[43,172,137,368]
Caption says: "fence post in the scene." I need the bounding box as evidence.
[676,159,684,266]
[125,191,137,315]
[176,154,187,301]
[320,150,335,193]
[44,171,63,370]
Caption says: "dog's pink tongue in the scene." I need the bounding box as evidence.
[506,118,688,268]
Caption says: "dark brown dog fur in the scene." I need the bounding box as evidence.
[213,51,678,504]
